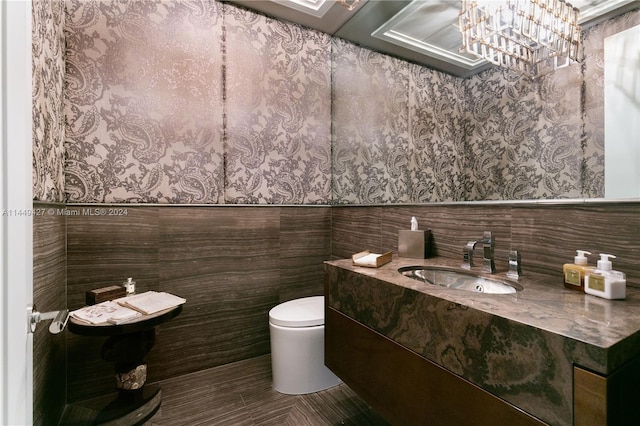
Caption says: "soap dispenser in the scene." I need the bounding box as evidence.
[563,250,594,291]
[584,254,626,300]
[123,277,136,295]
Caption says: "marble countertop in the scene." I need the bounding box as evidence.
[327,255,640,361]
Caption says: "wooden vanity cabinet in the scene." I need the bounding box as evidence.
[574,358,640,426]
[325,307,545,426]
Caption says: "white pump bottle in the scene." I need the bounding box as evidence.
[584,254,626,300]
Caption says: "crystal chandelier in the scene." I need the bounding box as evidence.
[338,0,360,11]
[459,0,583,77]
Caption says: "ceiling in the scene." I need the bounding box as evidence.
[229,0,640,78]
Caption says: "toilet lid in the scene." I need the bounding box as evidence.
[269,296,325,327]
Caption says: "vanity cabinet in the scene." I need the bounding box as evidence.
[574,359,640,425]
[325,257,640,426]
[325,307,545,426]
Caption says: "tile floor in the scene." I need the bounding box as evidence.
[147,354,389,425]
[61,354,390,425]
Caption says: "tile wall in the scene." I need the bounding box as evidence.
[63,205,330,403]
[33,205,66,426]
[33,199,640,415]
[331,202,640,289]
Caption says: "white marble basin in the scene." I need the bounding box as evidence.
[398,266,522,294]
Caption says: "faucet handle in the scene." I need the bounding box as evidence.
[462,241,477,269]
[507,250,522,279]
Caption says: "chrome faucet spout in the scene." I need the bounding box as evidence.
[481,231,496,273]
[462,241,477,269]
[462,231,496,273]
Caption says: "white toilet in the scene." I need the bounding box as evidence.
[269,296,341,394]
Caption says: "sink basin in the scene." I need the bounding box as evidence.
[398,266,522,294]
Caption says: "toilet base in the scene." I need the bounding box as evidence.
[269,322,341,395]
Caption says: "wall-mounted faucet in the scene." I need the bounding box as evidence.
[462,231,496,273]
[479,231,496,273]
[462,241,477,269]
[507,250,522,280]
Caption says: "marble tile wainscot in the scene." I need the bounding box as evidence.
[325,257,640,425]
[33,202,67,426]
[31,199,639,421]
[330,201,640,289]
[36,204,331,406]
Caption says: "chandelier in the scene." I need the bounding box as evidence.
[459,0,583,77]
[337,0,360,11]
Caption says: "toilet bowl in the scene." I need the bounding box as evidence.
[269,296,341,395]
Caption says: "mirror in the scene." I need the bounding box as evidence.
[330,8,640,204]
[605,24,640,198]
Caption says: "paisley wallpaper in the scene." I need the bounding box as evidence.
[225,6,331,204]
[56,1,636,204]
[331,40,470,204]
[331,8,640,203]
[32,0,66,202]
[64,0,224,203]
[332,38,411,204]
[409,64,468,203]
[464,65,584,201]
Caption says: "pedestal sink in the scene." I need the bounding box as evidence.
[398,266,522,294]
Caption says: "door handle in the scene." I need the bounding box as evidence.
[27,305,69,334]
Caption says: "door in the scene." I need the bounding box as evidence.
[1,1,34,424]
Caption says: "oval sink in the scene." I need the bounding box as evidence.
[398,266,522,294]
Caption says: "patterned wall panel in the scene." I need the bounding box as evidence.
[62,1,635,205]
[464,66,583,201]
[64,0,224,203]
[33,0,66,202]
[332,38,411,204]
[225,6,332,204]
[331,20,617,204]
[408,64,467,202]
[582,23,607,198]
